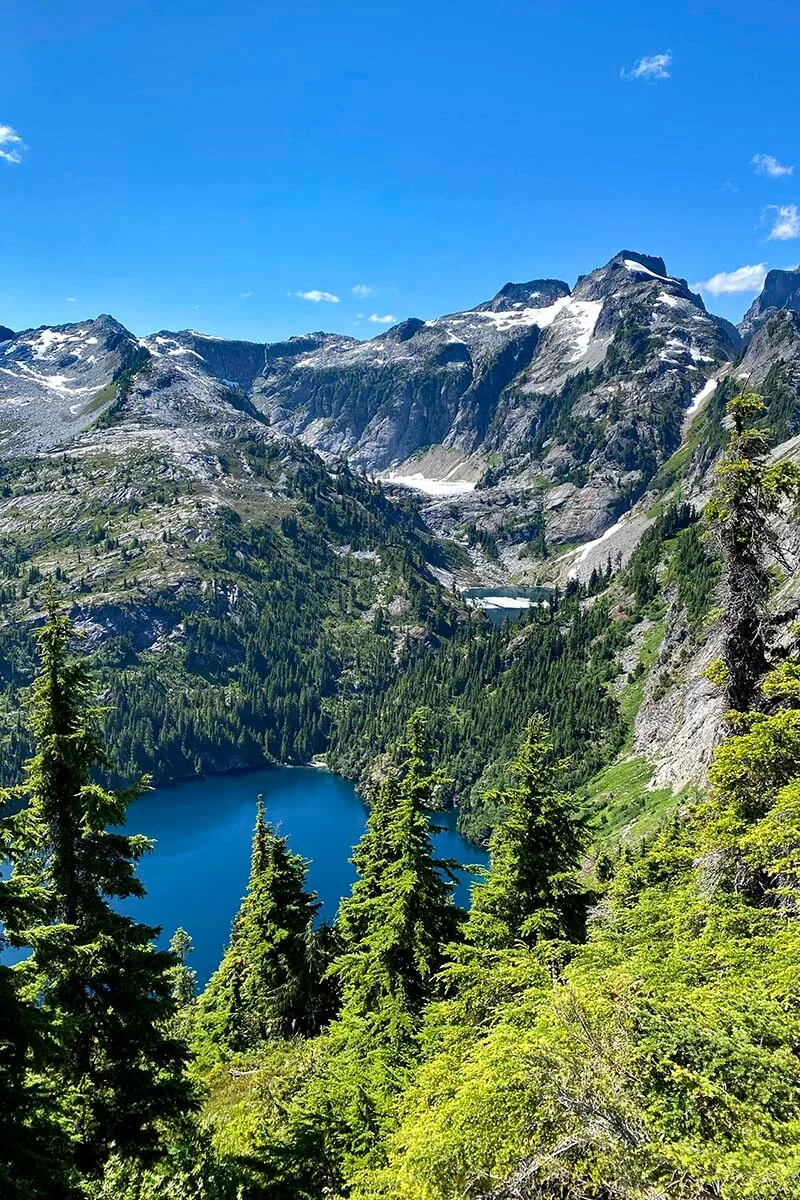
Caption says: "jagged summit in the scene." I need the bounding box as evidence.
[572,250,700,304]
[0,315,142,452]
[740,266,800,338]
[611,249,670,277]
[475,278,571,314]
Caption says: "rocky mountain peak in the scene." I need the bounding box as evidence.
[573,250,697,304]
[611,250,669,277]
[0,314,144,453]
[377,317,427,343]
[740,266,800,338]
[0,325,16,342]
[476,279,571,314]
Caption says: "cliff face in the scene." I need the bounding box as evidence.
[252,253,738,483]
[740,266,800,339]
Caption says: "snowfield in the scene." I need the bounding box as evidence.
[574,516,628,566]
[623,259,677,283]
[685,376,718,419]
[466,595,533,610]
[384,472,477,497]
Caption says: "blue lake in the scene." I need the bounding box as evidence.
[119,766,488,985]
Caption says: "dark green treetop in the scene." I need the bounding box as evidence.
[0,795,72,1198]
[5,607,195,1180]
[466,715,589,950]
[194,793,334,1059]
[332,709,462,1042]
[706,389,800,711]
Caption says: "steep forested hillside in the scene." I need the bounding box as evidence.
[330,501,719,843]
[0,437,455,786]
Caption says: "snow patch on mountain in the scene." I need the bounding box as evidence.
[685,376,719,422]
[558,298,604,358]
[385,472,477,497]
[458,295,572,332]
[573,516,629,568]
[658,292,689,310]
[623,258,677,283]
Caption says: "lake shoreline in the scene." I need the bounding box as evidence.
[126,765,488,985]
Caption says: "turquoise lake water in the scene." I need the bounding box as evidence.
[119,766,488,985]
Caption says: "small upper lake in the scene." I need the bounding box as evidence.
[120,766,488,986]
[462,586,553,625]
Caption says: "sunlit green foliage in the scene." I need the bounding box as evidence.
[466,717,588,949]
[2,609,197,1191]
[194,794,335,1064]
[355,652,800,1200]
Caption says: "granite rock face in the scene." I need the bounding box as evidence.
[740,266,800,339]
[0,315,142,452]
[738,307,800,385]
[250,284,569,471]
[327,250,740,564]
[249,253,739,490]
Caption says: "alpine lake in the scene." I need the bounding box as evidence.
[119,766,488,985]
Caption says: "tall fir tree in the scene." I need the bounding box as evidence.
[707,390,800,711]
[167,928,198,1010]
[0,801,71,1199]
[332,709,462,1041]
[194,794,334,1059]
[270,712,464,1199]
[6,607,195,1181]
[465,716,588,950]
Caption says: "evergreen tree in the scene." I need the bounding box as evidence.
[266,713,463,1199]
[697,659,800,898]
[707,390,800,711]
[332,710,462,1040]
[466,716,588,949]
[167,928,197,1010]
[6,607,194,1180]
[0,802,71,1199]
[194,794,334,1058]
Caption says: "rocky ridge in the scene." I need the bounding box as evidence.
[739,265,800,338]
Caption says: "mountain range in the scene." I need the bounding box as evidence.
[3,250,797,564]
[1,247,799,820]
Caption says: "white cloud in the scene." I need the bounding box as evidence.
[292,289,340,303]
[767,204,800,240]
[693,263,768,295]
[368,313,397,324]
[0,124,24,164]
[752,153,793,178]
[241,291,253,299]
[351,284,374,298]
[65,296,77,303]
[621,51,671,82]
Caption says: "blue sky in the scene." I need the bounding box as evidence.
[1,0,799,340]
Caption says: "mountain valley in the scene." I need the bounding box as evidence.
[1,250,800,838]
